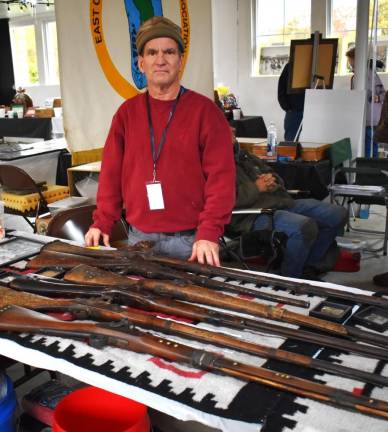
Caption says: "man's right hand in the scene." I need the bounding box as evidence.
[255,173,277,192]
[85,227,110,247]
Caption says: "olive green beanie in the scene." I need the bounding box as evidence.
[136,16,184,55]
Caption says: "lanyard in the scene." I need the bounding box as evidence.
[146,86,184,182]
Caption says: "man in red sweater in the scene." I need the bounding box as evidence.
[85,16,235,266]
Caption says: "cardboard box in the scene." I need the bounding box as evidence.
[300,142,330,161]
[236,137,267,156]
[67,161,101,196]
[35,107,55,118]
[277,141,301,160]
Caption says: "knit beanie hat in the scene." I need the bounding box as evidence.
[136,16,184,55]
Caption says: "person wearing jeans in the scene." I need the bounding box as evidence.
[230,148,347,279]
[251,199,347,278]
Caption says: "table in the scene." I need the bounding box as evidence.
[0,232,388,431]
[0,138,68,184]
[270,159,331,200]
[229,116,267,138]
[0,118,52,140]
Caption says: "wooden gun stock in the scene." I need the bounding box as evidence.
[0,286,387,388]
[7,277,388,362]
[63,265,388,350]
[42,241,388,310]
[1,305,388,419]
[28,250,309,309]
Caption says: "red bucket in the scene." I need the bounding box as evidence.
[53,386,150,432]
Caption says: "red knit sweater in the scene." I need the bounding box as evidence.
[92,89,236,243]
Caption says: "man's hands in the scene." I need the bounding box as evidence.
[84,227,110,247]
[255,173,277,192]
[189,240,220,267]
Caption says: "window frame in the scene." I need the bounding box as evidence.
[9,10,58,86]
[251,0,312,76]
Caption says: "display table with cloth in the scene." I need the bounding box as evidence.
[2,185,69,213]
[229,116,267,138]
[0,118,52,140]
[269,159,331,200]
[0,231,387,432]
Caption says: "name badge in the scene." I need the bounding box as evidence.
[146,181,165,210]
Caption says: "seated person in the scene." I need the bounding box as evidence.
[229,144,347,279]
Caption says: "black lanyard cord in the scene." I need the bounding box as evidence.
[146,86,185,181]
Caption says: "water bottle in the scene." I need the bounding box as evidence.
[267,121,277,157]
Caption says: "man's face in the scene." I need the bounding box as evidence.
[138,37,182,88]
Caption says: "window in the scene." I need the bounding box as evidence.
[330,0,388,74]
[252,0,311,76]
[10,12,59,87]
[10,24,39,85]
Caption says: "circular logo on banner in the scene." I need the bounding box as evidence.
[90,0,190,99]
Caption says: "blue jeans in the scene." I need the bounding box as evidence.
[365,126,378,158]
[127,226,195,259]
[284,111,303,141]
[251,199,347,278]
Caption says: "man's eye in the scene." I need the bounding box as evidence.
[165,49,176,55]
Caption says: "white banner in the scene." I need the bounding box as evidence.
[55,0,214,153]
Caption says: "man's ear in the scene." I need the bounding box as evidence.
[138,56,144,73]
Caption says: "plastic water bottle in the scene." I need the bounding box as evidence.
[267,122,277,157]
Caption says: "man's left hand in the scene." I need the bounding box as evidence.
[189,240,220,267]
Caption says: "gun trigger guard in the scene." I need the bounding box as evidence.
[105,318,136,332]
[89,334,108,349]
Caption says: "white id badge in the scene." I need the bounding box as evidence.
[146,181,165,210]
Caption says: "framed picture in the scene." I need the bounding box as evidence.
[353,306,388,332]
[288,34,338,93]
[259,46,289,76]
[309,300,352,323]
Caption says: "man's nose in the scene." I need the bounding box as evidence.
[155,51,166,64]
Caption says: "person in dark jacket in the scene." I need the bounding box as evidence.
[229,147,347,279]
[278,62,305,141]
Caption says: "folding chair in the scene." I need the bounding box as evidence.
[329,138,388,255]
[0,164,69,232]
[46,204,128,244]
[221,209,286,271]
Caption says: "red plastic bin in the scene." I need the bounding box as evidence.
[53,386,150,432]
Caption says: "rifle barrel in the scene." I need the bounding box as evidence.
[41,241,387,309]
[64,265,388,350]
[28,251,309,309]
[1,305,388,420]
[9,276,388,362]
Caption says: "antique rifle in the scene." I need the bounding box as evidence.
[41,241,388,310]
[63,264,388,349]
[0,286,387,387]
[8,276,388,361]
[27,251,309,309]
[2,305,388,419]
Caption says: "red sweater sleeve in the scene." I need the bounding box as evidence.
[195,102,236,243]
[91,109,125,235]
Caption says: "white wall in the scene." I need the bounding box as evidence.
[212,0,388,141]
[24,84,61,107]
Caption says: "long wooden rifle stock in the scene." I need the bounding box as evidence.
[1,287,386,387]
[8,276,388,361]
[2,305,388,419]
[63,265,388,349]
[41,241,388,310]
[27,251,309,309]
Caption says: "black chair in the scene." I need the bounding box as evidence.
[221,209,286,271]
[46,204,128,244]
[329,138,388,255]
